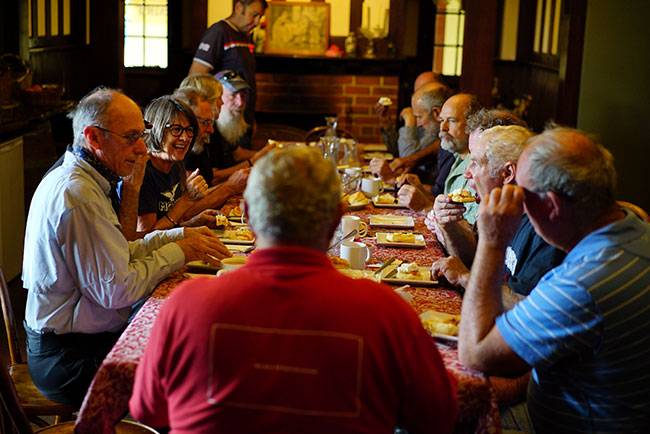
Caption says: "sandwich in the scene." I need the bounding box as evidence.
[229,205,243,217]
[449,188,476,203]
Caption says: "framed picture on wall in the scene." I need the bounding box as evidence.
[265,1,330,55]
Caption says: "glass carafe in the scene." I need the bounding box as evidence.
[340,138,361,167]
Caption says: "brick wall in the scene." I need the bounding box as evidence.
[255,73,399,143]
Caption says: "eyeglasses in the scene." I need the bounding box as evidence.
[165,123,196,138]
[93,122,151,146]
[195,116,214,128]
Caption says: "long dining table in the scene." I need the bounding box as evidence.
[74,191,500,434]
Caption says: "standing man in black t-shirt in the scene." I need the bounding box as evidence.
[189,0,268,149]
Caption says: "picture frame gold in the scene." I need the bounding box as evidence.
[264,1,330,55]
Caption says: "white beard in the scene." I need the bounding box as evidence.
[217,108,249,146]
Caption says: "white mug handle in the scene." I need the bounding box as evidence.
[358,221,368,237]
[364,244,372,262]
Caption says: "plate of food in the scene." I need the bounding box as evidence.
[363,151,394,161]
[381,262,437,286]
[363,143,388,152]
[369,215,414,229]
[345,191,370,210]
[372,193,406,208]
[215,228,255,245]
[419,310,460,341]
[376,232,425,248]
[228,204,243,221]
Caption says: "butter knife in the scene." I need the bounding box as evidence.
[384,268,398,279]
[373,258,395,276]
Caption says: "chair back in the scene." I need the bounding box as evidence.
[618,201,650,222]
[0,364,34,434]
[0,267,22,364]
[304,126,357,143]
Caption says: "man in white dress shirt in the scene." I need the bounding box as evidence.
[22,87,231,406]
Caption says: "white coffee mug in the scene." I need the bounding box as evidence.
[361,176,384,198]
[341,215,367,238]
[340,241,372,270]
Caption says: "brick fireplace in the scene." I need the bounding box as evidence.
[253,55,406,144]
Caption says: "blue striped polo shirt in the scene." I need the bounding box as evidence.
[496,210,650,432]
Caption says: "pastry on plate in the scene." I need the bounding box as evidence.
[375,192,397,204]
[215,214,229,227]
[386,232,416,243]
[328,255,350,269]
[232,228,254,241]
[229,205,243,217]
[420,312,460,336]
[449,188,476,203]
[347,191,368,205]
[395,262,422,280]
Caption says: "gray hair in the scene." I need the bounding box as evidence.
[172,87,208,112]
[67,86,124,148]
[244,146,341,246]
[525,126,617,221]
[179,74,222,106]
[419,86,453,113]
[466,108,527,135]
[143,95,198,153]
[479,125,534,177]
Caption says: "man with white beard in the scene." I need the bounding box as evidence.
[206,70,272,186]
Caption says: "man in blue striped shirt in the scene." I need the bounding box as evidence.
[459,126,650,432]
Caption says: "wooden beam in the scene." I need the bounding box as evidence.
[459,0,498,105]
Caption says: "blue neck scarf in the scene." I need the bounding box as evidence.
[72,146,121,214]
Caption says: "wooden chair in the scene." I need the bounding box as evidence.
[304,126,357,144]
[0,267,76,427]
[618,201,650,222]
[1,363,157,433]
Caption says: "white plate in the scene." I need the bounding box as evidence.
[419,310,459,341]
[215,229,255,245]
[381,265,437,287]
[337,268,381,282]
[369,215,415,229]
[223,244,254,253]
[372,195,407,208]
[363,144,388,152]
[376,232,425,248]
[363,151,394,161]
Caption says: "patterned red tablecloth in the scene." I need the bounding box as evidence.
[75,200,500,434]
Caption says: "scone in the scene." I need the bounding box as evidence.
[232,228,254,241]
[449,188,476,203]
[378,97,393,106]
[348,191,368,205]
[395,262,422,280]
[420,312,460,336]
[375,193,397,204]
[386,232,416,243]
[215,214,229,227]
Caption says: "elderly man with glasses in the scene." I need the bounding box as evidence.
[22,87,231,406]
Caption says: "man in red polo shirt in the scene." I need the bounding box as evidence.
[130,146,459,433]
